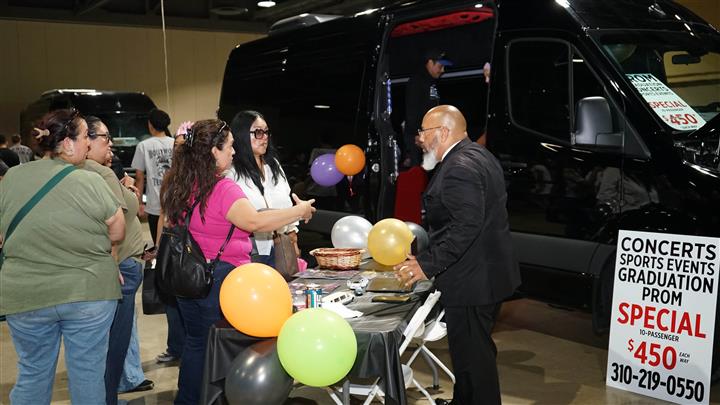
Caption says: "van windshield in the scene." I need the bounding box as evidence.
[597,30,719,134]
[95,113,151,147]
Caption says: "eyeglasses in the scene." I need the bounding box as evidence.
[92,133,111,144]
[417,126,442,136]
[249,128,271,139]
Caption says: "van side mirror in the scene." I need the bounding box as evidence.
[572,96,622,148]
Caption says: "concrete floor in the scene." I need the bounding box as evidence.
[2,296,718,405]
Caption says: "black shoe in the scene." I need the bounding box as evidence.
[121,379,154,393]
[435,399,452,405]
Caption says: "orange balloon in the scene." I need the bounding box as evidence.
[335,144,366,176]
[220,263,293,337]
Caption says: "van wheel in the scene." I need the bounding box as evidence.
[591,253,615,335]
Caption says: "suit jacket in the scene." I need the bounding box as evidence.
[417,138,521,306]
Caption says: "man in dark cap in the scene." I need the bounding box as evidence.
[403,49,452,168]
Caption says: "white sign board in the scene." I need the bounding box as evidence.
[607,230,719,404]
[627,73,706,131]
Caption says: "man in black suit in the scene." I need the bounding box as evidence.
[394,105,521,405]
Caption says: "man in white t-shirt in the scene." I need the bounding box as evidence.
[131,108,184,365]
[131,108,174,242]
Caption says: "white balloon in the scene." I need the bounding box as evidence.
[331,216,373,249]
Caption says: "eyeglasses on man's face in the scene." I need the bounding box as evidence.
[250,128,271,139]
[417,126,442,136]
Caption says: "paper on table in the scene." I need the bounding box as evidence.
[322,302,363,319]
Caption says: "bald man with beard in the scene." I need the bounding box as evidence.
[394,105,521,404]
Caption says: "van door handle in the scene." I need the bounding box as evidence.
[501,161,528,174]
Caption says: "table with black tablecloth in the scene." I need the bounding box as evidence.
[200,275,429,405]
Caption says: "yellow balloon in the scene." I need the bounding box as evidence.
[367,219,414,266]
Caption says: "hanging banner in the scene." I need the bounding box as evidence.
[606,230,719,404]
[627,73,706,131]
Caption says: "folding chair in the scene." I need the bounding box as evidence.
[405,308,456,389]
[326,290,442,405]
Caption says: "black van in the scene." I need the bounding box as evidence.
[218,0,719,366]
[20,89,157,170]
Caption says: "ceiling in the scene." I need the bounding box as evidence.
[0,0,390,33]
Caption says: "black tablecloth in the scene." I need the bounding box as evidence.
[200,280,426,405]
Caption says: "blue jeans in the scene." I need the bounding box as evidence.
[118,313,146,392]
[106,258,143,404]
[7,300,117,405]
[166,304,185,357]
[174,261,234,405]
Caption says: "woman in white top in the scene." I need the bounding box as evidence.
[227,110,299,266]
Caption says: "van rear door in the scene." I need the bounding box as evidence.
[375,2,497,220]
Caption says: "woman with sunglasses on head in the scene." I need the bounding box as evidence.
[0,109,125,405]
[160,119,315,404]
[228,110,300,265]
[82,116,154,404]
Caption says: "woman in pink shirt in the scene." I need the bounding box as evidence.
[160,119,315,405]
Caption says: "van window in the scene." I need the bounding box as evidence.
[509,39,636,152]
[599,31,720,130]
[280,56,368,214]
[508,40,571,141]
[221,40,369,215]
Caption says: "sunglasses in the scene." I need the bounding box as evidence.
[249,128,271,139]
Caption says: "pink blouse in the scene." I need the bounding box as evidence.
[189,178,252,267]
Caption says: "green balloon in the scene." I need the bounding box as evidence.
[277,308,358,387]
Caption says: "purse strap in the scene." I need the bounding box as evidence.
[185,197,235,265]
[213,226,235,264]
[1,165,76,267]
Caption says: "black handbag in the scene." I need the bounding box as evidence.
[141,265,166,315]
[156,200,235,299]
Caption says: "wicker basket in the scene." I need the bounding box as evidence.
[310,248,364,270]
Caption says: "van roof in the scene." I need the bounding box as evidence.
[231,0,712,51]
[565,0,712,31]
[41,89,150,98]
[39,90,156,114]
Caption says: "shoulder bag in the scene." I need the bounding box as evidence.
[258,195,299,281]
[273,230,299,281]
[157,199,235,299]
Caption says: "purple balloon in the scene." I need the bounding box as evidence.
[311,153,344,187]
